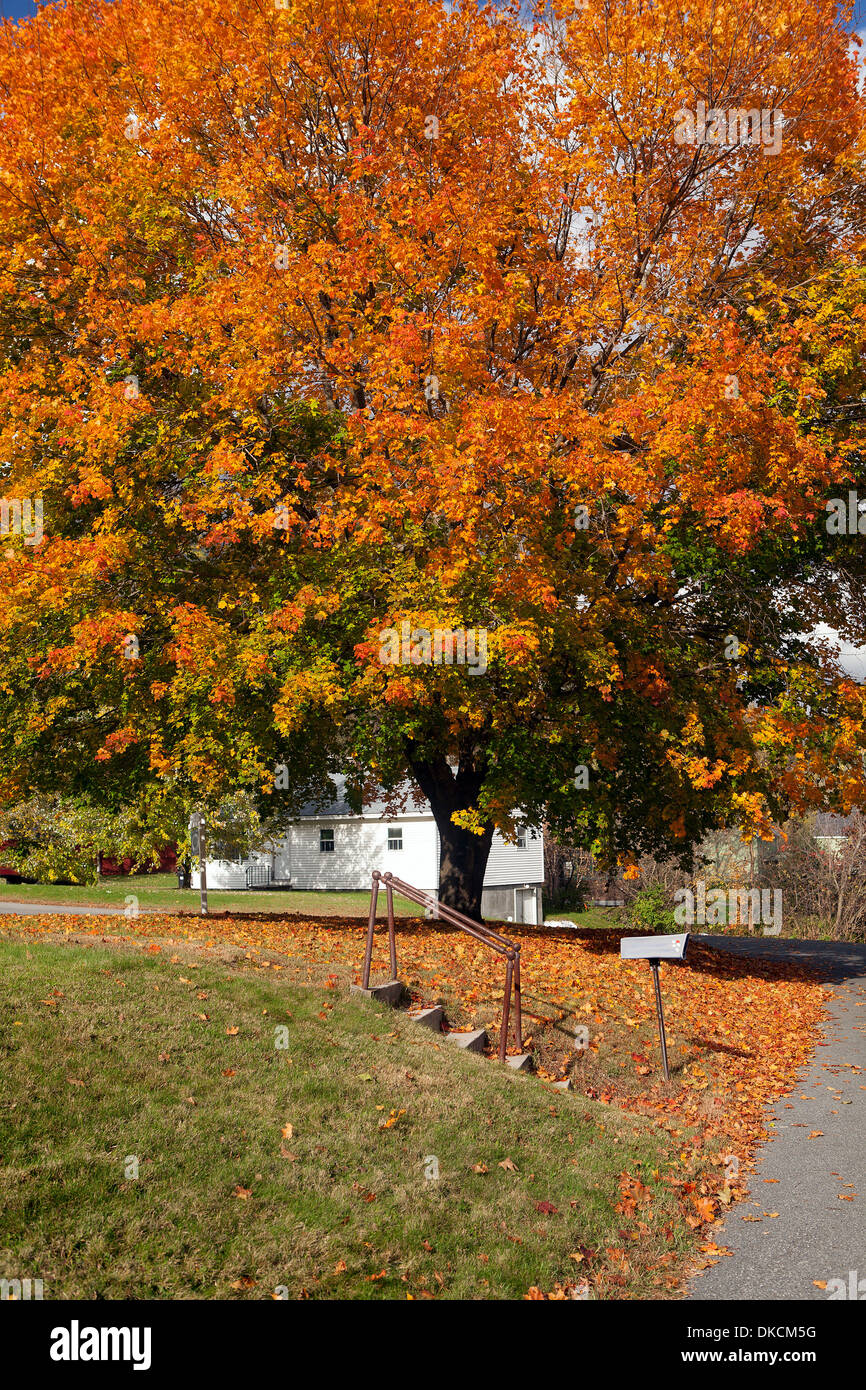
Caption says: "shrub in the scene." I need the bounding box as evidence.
[628,884,678,933]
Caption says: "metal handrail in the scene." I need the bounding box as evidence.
[361,870,523,1063]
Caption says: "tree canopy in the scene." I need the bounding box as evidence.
[1,0,865,913]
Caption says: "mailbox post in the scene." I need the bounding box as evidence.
[620,933,689,1081]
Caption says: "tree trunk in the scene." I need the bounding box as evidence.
[406,751,494,921]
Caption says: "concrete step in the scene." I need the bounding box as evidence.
[505,1053,534,1072]
[350,980,405,1006]
[407,1006,444,1032]
[550,1078,573,1092]
[445,1028,488,1054]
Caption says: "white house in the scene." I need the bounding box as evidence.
[192,779,544,923]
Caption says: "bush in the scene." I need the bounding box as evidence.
[762,814,866,941]
[628,885,678,933]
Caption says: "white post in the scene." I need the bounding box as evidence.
[199,823,208,917]
[189,811,208,917]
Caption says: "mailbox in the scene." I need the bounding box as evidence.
[620,933,690,1080]
[620,933,689,961]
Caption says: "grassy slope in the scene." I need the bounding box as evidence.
[0,937,694,1300]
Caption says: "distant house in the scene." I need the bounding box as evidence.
[701,815,861,875]
[192,778,545,923]
[811,812,858,857]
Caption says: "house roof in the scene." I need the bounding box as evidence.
[812,812,858,836]
[297,776,431,820]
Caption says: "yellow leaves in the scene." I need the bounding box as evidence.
[729,792,775,842]
[450,808,487,837]
[378,1107,406,1129]
[274,662,345,734]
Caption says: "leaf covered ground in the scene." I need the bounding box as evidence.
[0,912,830,1295]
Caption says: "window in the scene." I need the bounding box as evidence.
[387,826,403,851]
[320,827,335,853]
[516,827,527,849]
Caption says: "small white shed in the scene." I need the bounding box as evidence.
[193,778,544,923]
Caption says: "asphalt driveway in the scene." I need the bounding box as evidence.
[689,936,866,1302]
[0,901,131,915]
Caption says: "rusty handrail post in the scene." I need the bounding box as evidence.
[513,949,523,1052]
[374,871,527,1061]
[499,955,514,1062]
[386,878,397,980]
[362,871,380,989]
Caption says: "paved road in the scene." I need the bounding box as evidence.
[689,935,866,1301]
[0,901,139,916]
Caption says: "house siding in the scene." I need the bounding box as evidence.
[484,828,544,887]
[286,817,435,892]
[193,791,543,917]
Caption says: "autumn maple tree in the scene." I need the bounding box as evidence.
[1,0,866,916]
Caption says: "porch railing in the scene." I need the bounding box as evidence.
[361,870,523,1063]
[245,863,271,889]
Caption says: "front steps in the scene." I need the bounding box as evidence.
[445,1028,488,1054]
[355,980,533,1069]
[351,980,405,1006]
[408,1005,445,1031]
[505,1053,535,1072]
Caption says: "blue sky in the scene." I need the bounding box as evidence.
[0,0,41,19]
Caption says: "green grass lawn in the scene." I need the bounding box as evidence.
[0,936,696,1299]
[0,874,419,917]
[542,905,625,929]
[0,874,620,930]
